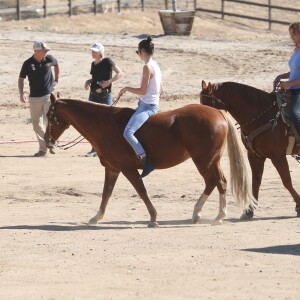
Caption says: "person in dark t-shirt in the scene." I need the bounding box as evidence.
[84,42,123,157]
[18,41,60,157]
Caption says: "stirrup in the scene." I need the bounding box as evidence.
[139,157,154,178]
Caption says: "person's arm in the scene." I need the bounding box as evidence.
[101,64,123,89]
[18,77,27,103]
[111,64,123,83]
[160,81,164,96]
[119,64,151,97]
[280,76,300,90]
[54,62,60,83]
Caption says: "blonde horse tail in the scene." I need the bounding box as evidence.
[223,112,257,210]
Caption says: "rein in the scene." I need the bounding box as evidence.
[239,101,277,129]
[202,91,279,158]
[47,95,121,150]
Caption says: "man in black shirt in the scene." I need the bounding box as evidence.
[18,41,60,157]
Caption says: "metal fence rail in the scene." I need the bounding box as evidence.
[1,0,298,29]
[195,0,300,29]
[0,0,196,20]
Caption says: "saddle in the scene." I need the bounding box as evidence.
[273,89,300,156]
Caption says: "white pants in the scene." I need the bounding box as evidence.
[29,95,51,152]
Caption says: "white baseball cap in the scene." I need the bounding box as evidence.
[90,43,104,55]
[33,41,50,51]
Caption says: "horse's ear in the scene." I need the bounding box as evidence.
[207,82,212,93]
[50,92,56,104]
[201,80,207,90]
[56,91,62,99]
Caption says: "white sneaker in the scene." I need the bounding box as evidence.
[86,150,97,157]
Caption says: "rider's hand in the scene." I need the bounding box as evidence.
[279,81,291,91]
[273,76,281,90]
[118,87,127,98]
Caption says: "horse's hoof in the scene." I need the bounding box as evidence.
[211,219,223,225]
[295,205,300,217]
[240,209,254,220]
[192,214,201,224]
[192,218,201,224]
[88,217,98,225]
[147,222,159,228]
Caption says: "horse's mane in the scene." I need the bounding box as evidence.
[57,98,133,114]
[214,82,273,106]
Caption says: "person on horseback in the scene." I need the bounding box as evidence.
[118,36,163,178]
[274,22,300,140]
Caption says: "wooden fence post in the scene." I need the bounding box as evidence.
[69,0,72,17]
[141,0,144,11]
[221,0,224,19]
[17,0,20,20]
[44,0,47,18]
[118,0,121,13]
[194,0,197,11]
[268,0,271,30]
[165,0,168,10]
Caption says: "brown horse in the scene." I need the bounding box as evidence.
[200,80,300,219]
[45,93,255,227]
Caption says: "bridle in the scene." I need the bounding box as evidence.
[47,95,122,151]
[47,103,85,150]
[200,93,227,109]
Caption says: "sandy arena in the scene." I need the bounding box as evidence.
[0,8,300,300]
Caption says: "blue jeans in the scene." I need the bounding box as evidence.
[290,89,300,136]
[89,92,112,105]
[124,101,158,156]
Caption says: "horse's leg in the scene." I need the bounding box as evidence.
[88,168,120,225]
[192,193,209,224]
[212,193,227,225]
[192,162,227,224]
[271,155,300,217]
[213,165,227,225]
[240,152,265,220]
[122,169,158,227]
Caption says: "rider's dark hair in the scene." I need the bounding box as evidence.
[138,36,154,55]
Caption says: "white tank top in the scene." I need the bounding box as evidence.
[139,58,161,105]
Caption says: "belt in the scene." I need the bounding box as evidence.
[94,88,110,94]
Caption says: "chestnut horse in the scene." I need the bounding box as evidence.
[200,80,300,219]
[45,93,255,227]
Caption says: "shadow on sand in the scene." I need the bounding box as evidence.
[0,219,196,231]
[242,244,300,256]
[0,215,296,231]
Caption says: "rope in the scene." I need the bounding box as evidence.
[0,139,89,145]
[112,95,121,106]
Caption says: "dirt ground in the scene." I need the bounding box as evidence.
[0,9,300,300]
